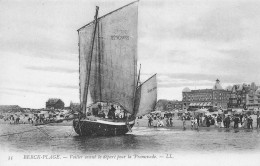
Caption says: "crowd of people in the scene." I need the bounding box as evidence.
[144,112,260,130]
[2,112,73,125]
[181,113,260,129]
[145,113,174,127]
[88,104,129,120]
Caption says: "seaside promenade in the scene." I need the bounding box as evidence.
[0,115,258,136]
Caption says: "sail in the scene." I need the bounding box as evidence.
[134,74,157,117]
[78,1,138,114]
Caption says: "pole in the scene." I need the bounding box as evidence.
[82,6,99,115]
[137,64,141,87]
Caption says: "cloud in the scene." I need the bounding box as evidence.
[159,81,213,88]
[25,66,78,73]
[48,84,78,89]
[3,88,50,95]
[173,7,244,42]
[156,72,255,89]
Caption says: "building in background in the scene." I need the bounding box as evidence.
[155,99,183,112]
[46,98,65,109]
[228,82,260,111]
[182,79,231,111]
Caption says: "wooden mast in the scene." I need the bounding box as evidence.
[82,6,99,115]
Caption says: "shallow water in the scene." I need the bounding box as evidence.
[1,125,260,154]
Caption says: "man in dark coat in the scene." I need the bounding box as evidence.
[233,115,239,129]
[248,116,253,129]
[225,116,231,128]
[108,105,116,119]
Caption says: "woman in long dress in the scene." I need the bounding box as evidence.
[243,116,247,128]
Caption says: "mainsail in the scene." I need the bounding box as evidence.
[134,74,157,117]
[78,1,138,114]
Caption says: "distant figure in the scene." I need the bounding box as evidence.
[148,116,153,127]
[248,116,253,129]
[190,116,194,129]
[194,117,198,129]
[206,116,211,127]
[240,114,243,125]
[182,114,186,129]
[10,116,15,124]
[153,117,157,127]
[223,115,227,128]
[257,115,260,128]
[15,117,20,124]
[217,115,222,128]
[226,116,231,128]
[169,116,173,127]
[243,116,248,129]
[165,117,169,127]
[28,117,31,124]
[108,105,116,119]
[199,116,202,127]
[196,115,200,127]
[233,116,239,129]
[92,107,99,117]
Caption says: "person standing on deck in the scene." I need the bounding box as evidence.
[108,105,116,119]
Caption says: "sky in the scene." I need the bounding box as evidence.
[1,0,260,108]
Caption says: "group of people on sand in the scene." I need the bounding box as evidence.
[3,113,71,125]
[4,114,36,124]
[144,112,260,130]
[181,113,260,130]
[147,114,174,127]
[215,114,259,129]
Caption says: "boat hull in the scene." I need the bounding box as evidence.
[73,118,135,136]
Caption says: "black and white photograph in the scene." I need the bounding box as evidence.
[0,0,260,166]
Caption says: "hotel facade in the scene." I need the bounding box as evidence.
[182,79,231,110]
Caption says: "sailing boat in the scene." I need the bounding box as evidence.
[73,1,157,136]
